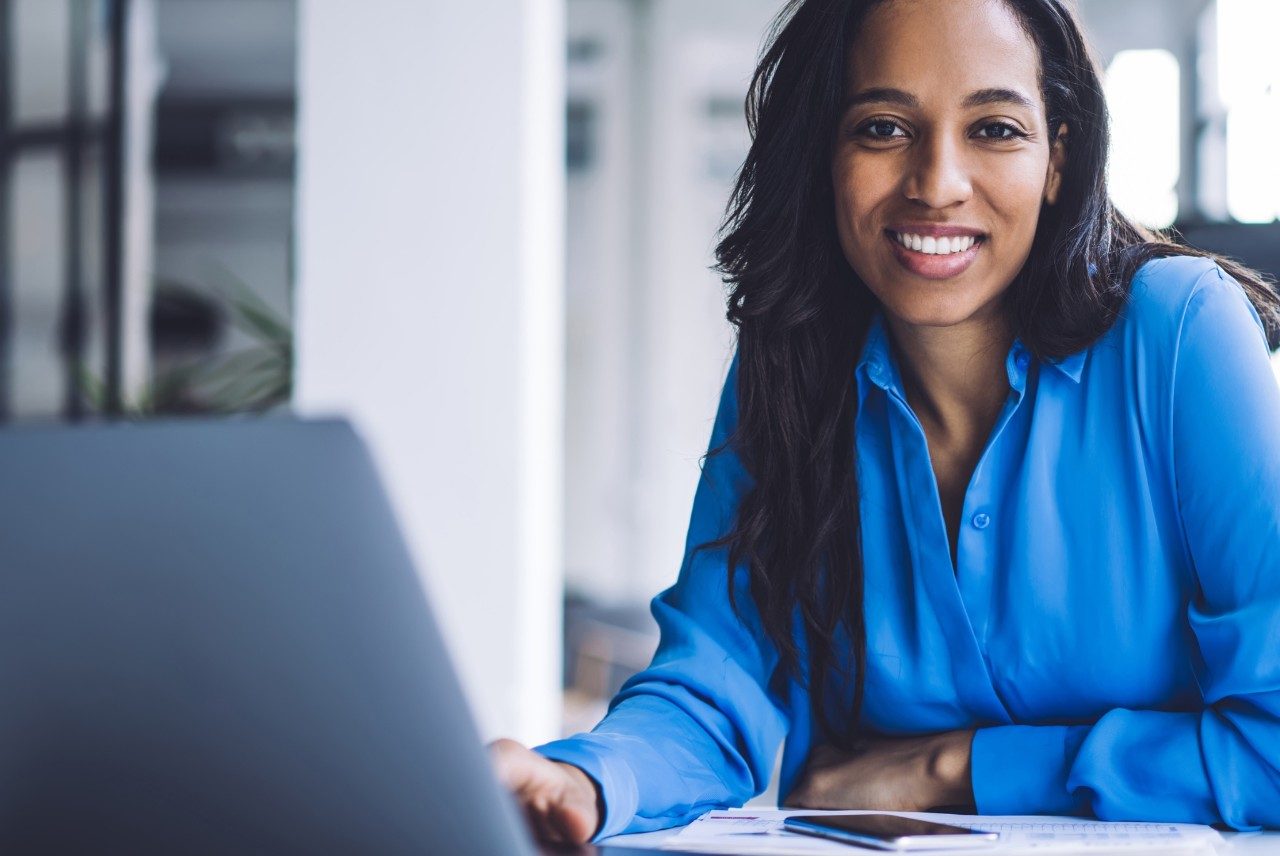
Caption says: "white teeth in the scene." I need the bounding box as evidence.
[894,232,979,255]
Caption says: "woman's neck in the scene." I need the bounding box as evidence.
[883,309,1014,448]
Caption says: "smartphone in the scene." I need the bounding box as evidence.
[783,813,1001,851]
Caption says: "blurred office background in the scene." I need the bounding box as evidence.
[1,0,1277,746]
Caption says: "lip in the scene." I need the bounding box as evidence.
[884,228,984,280]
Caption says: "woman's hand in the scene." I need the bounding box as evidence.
[488,738,604,845]
[785,729,976,813]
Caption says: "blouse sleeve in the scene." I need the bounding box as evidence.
[535,351,792,840]
[971,263,1280,829]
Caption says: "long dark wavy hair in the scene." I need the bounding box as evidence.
[704,0,1280,749]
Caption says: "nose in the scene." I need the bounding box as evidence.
[903,133,972,209]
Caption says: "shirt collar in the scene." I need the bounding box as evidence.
[855,310,902,407]
[855,309,1087,406]
[1044,348,1086,383]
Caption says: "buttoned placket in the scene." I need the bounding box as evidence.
[953,341,1033,644]
[858,330,1037,724]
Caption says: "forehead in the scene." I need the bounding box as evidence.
[847,0,1043,106]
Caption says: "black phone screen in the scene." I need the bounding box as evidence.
[788,813,982,839]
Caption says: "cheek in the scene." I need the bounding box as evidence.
[983,157,1051,235]
[833,156,894,242]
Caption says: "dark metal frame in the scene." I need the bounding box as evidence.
[62,0,88,418]
[0,0,11,421]
[0,0,127,420]
[103,0,127,415]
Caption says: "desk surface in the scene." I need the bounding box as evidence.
[598,822,1280,854]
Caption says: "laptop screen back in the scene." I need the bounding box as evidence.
[0,418,534,855]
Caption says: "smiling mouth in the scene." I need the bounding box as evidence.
[883,229,985,280]
[886,230,987,255]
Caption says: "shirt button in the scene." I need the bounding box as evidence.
[972,512,991,530]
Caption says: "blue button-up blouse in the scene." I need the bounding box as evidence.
[537,255,1280,837]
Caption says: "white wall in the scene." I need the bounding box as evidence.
[293,0,564,745]
[563,0,783,606]
[563,1,636,605]
[630,0,781,604]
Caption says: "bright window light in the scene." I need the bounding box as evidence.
[1105,50,1180,229]
[1225,99,1280,223]
[1218,0,1280,223]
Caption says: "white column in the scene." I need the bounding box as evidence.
[293,0,565,745]
[122,0,160,402]
[628,0,779,603]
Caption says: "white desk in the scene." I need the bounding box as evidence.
[602,818,1280,854]
[1226,834,1280,855]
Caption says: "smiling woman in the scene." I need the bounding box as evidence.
[491,0,1280,845]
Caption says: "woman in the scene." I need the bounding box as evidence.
[492,0,1280,844]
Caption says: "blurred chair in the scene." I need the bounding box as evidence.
[562,593,659,737]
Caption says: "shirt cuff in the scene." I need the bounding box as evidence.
[971,724,1093,816]
[535,736,639,842]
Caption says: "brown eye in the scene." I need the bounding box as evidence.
[858,119,908,140]
[976,121,1027,140]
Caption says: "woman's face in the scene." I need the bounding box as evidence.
[832,0,1067,330]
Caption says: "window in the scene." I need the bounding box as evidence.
[1105,49,1180,230]
[1217,0,1280,223]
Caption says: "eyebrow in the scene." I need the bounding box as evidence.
[843,86,1038,112]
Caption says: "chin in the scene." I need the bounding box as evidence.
[880,292,989,329]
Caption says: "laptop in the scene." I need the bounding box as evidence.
[0,418,685,854]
